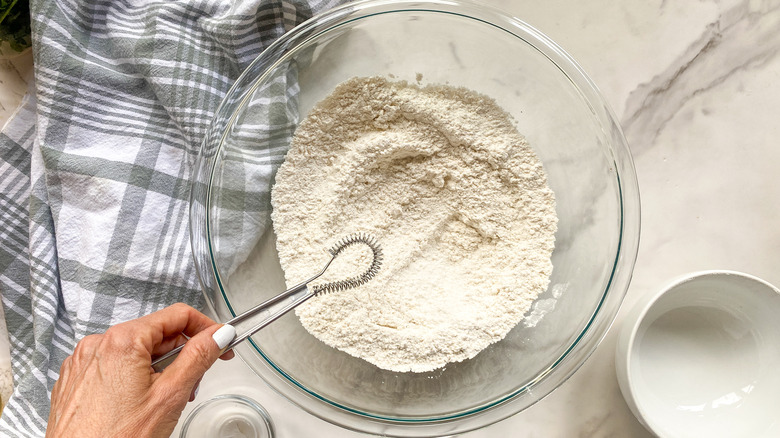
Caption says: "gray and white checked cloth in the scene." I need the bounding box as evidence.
[0,0,342,435]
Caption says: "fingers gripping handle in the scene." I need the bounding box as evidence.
[150,283,312,372]
[151,325,236,372]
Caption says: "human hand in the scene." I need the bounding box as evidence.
[46,303,235,438]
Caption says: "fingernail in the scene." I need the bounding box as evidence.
[212,324,236,350]
[193,384,200,398]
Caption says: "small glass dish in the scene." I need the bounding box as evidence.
[190,0,640,436]
[179,394,274,438]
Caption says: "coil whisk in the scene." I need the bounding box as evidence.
[312,232,383,294]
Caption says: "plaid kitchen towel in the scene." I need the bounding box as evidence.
[0,0,342,435]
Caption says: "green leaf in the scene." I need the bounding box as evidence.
[0,0,31,52]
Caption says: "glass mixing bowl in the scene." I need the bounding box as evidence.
[190,1,640,436]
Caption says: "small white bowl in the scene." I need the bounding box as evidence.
[616,271,780,438]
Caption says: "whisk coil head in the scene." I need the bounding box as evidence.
[312,232,383,294]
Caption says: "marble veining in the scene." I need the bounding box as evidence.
[623,1,780,153]
[0,49,33,131]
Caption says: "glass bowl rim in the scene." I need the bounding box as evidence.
[191,0,641,435]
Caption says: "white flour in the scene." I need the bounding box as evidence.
[271,76,557,372]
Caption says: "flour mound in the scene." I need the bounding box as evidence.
[271,76,557,373]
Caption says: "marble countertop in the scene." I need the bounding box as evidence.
[0,48,33,129]
[3,0,780,436]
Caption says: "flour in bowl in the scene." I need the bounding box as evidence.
[270,76,557,373]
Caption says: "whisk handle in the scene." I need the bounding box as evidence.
[151,282,314,372]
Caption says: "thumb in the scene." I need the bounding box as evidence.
[159,324,235,391]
